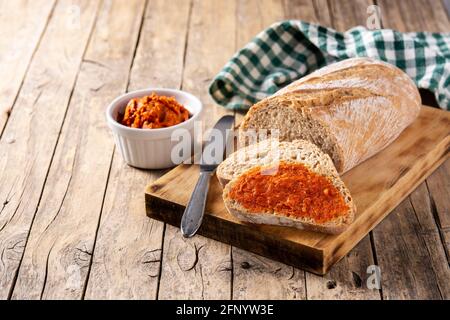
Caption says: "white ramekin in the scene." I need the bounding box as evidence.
[106,88,203,169]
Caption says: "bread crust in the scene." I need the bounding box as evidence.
[239,57,421,173]
[225,205,352,235]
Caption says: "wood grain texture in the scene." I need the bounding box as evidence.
[305,236,379,299]
[377,0,450,32]
[372,194,449,299]
[9,0,145,300]
[327,0,374,31]
[232,249,306,300]
[0,0,100,300]
[443,229,450,263]
[236,0,285,47]
[0,0,56,135]
[372,181,450,299]
[147,106,450,275]
[283,0,331,26]
[306,235,380,300]
[157,0,236,300]
[426,161,450,229]
[84,0,191,300]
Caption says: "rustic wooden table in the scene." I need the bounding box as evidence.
[0,0,449,300]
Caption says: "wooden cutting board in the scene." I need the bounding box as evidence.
[145,106,450,275]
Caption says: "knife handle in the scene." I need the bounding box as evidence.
[181,171,213,238]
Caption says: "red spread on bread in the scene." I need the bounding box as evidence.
[228,162,349,223]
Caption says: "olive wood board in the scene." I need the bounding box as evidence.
[145,106,450,275]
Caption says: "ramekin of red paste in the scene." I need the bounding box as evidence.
[106,88,202,169]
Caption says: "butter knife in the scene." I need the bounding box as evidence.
[180,115,235,238]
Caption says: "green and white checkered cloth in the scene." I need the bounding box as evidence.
[209,21,450,110]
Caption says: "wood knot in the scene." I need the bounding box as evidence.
[140,249,162,277]
[176,243,203,271]
[150,184,163,192]
[326,280,337,289]
[352,272,363,288]
[74,245,92,268]
[216,260,232,273]
[4,235,27,261]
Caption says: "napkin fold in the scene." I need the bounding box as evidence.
[209,21,450,110]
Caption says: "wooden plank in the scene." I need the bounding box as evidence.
[327,0,375,31]
[236,0,285,47]
[444,0,450,18]
[0,0,100,300]
[9,0,145,300]
[426,160,450,229]
[157,0,236,300]
[410,181,450,298]
[377,0,450,32]
[305,236,379,299]
[443,229,450,261]
[0,0,56,135]
[84,0,191,300]
[232,249,306,300]
[283,0,332,27]
[146,106,450,275]
[372,192,447,299]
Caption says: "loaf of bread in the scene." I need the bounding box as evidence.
[238,57,421,173]
[222,139,355,234]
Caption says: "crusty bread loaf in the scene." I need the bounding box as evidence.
[238,57,421,173]
[221,139,355,234]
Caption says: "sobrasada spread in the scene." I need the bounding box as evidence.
[120,93,190,129]
[228,162,349,223]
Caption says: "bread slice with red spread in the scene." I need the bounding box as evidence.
[221,139,355,234]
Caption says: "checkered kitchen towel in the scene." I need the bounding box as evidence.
[209,21,450,110]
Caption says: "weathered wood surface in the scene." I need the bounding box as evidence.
[0,0,100,299]
[10,0,146,300]
[0,0,449,300]
[0,0,56,134]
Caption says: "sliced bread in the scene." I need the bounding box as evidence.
[221,139,355,234]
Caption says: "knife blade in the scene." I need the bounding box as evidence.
[181,115,235,238]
